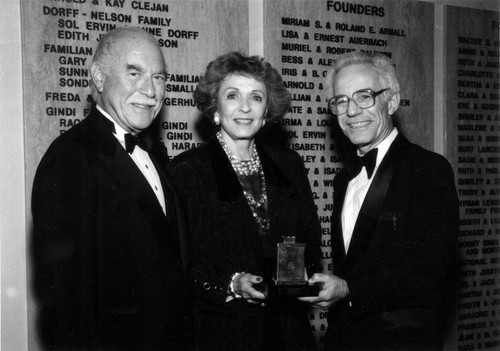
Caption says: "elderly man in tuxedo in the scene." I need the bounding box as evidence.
[301,52,458,351]
[32,27,191,350]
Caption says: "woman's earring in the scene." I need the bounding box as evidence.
[214,113,220,125]
[262,108,268,127]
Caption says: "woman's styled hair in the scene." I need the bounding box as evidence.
[194,51,291,123]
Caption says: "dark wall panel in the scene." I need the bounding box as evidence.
[445,6,500,351]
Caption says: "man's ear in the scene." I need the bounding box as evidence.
[388,90,400,116]
[91,63,105,93]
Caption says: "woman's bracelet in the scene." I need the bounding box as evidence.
[228,272,245,299]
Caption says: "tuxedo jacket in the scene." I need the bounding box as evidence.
[168,136,322,351]
[326,133,459,349]
[32,108,191,350]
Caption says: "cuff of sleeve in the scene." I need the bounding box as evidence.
[226,272,245,302]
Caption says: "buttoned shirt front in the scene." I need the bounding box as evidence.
[97,105,166,215]
[341,128,398,251]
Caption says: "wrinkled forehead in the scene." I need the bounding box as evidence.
[115,38,165,69]
[333,64,381,95]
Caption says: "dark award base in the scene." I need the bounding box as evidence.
[269,282,320,298]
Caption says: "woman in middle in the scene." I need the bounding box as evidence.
[168,51,322,351]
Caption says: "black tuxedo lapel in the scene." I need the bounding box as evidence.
[147,141,194,273]
[343,144,396,270]
[89,109,167,219]
[99,144,167,218]
[331,172,349,270]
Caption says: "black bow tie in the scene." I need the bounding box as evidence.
[124,132,154,154]
[352,148,378,179]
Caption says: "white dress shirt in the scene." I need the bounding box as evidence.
[97,105,166,215]
[341,128,399,251]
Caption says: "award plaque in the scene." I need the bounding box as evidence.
[270,236,319,298]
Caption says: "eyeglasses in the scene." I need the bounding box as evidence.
[328,88,389,115]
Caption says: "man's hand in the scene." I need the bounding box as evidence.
[298,273,349,309]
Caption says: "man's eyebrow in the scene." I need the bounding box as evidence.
[126,64,166,76]
[126,64,142,71]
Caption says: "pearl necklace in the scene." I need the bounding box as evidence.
[243,169,270,233]
[216,131,260,176]
[217,131,270,233]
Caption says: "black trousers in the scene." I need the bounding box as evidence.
[325,308,445,351]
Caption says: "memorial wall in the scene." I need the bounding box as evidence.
[19,0,499,349]
[22,0,249,194]
[445,6,500,351]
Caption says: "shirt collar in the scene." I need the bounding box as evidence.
[374,128,398,167]
[96,104,129,143]
[357,128,399,168]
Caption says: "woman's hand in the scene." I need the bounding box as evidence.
[232,273,267,304]
[298,273,349,309]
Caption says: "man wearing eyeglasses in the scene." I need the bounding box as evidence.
[301,52,458,350]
